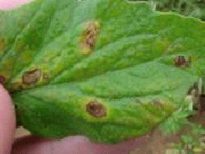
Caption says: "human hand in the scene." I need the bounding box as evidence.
[0,85,16,154]
[0,84,144,154]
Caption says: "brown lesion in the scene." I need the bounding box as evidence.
[86,100,106,118]
[9,69,49,91]
[80,21,100,55]
[174,55,191,68]
[152,99,164,109]
[22,69,42,85]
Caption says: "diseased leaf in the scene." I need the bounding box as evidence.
[0,0,205,143]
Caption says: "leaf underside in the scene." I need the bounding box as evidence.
[0,0,205,143]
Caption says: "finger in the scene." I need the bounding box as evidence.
[0,85,16,154]
[12,135,146,154]
[0,0,33,10]
[12,136,93,154]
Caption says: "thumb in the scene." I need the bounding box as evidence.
[0,85,16,154]
[0,0,33,10]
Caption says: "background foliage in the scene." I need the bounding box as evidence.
[132,0,205,20]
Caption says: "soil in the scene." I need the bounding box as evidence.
[130,113,205,154]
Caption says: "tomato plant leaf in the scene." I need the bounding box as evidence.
[0,0,205,143]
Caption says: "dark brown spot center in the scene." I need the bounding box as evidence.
[80,21,100,54]
[174,56,191,68]
[22,69,41,85]
[86,101,106,118]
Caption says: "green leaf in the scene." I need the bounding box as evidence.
[0,0,205,143]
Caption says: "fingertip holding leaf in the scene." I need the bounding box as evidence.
[0,0,34,10]
[1,0,205,143]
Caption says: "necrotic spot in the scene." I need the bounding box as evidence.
[86,101,106,118]
[174,55,191,68]
[22,69,41,85]
[80,21,100,55]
